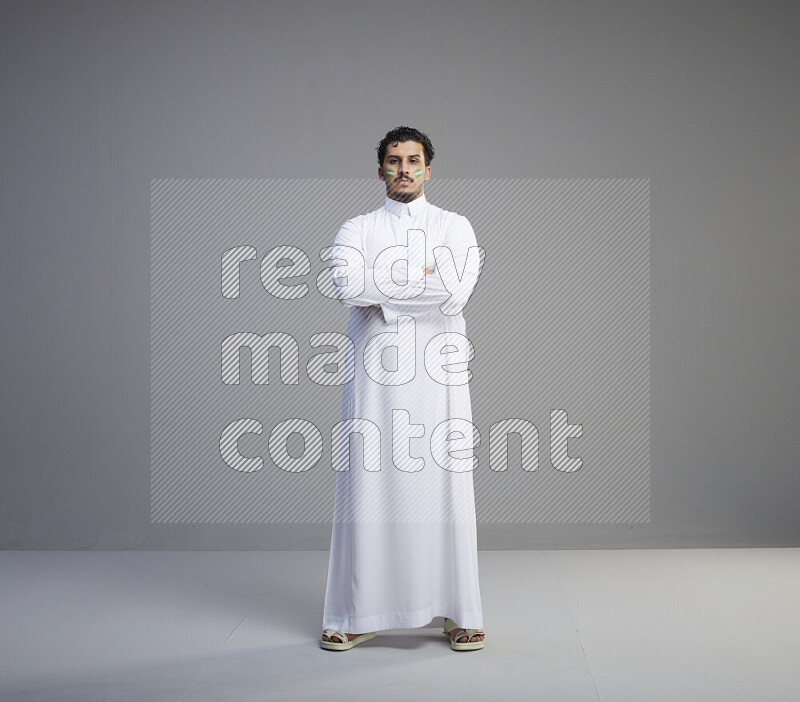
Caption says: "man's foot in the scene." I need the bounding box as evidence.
[320,630,377,651]
[442,617,485,650]
[321,631,362,643]
[448,628,484,644]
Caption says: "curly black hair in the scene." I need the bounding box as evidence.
[376,126,435,167]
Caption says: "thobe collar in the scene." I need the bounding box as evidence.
[383,191,428,218]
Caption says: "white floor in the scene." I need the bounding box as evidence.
[0,548,798,701]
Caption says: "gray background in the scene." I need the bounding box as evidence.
[149,178,650,525]
[1,0,798,549]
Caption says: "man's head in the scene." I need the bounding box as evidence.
[377,126,435,203]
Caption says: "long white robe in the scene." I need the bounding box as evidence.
[322,192,484,633]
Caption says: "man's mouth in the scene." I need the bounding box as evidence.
[397,178,412,184]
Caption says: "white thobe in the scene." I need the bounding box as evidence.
[322,191,484,633]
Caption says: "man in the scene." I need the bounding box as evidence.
[321,126,486,651]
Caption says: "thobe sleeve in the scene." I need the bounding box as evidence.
[379,214,483,324]
[326,219,396,309]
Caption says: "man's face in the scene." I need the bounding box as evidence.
[379,140,430,202]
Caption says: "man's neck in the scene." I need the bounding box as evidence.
[387,190,424,204]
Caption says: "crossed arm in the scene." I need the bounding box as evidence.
[325,215,483,324]
[356,265,434,308]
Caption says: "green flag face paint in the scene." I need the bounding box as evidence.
[415,168,423,178]
[385,168,395,177]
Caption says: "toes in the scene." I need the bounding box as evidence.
[452,629,485,643]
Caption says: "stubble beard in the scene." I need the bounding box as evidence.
[388,180,422,203]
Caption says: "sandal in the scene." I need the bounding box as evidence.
[320,629,376,651]
[442,617,485,651]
